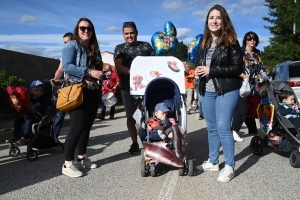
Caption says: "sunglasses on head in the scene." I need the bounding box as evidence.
[123,21,136,26]
[246,36,256,41]
[79,26,93,32]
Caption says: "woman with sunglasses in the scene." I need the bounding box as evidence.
[231,31,268,142]
[194,5,243,183]
[61,18,110,178]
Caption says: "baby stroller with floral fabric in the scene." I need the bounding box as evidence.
[138,77,194,177]
[8,79,64,161]
[250,81,300,168]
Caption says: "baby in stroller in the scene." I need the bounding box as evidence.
[6,79,64,161]
[6,80,48,145]
[144,102,178,148]
[278,90,300,130]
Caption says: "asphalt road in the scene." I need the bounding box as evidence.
[0,110,300,200]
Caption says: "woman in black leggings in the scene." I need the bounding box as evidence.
[61,18,110,178]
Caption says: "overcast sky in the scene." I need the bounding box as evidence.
[0,0,272,59]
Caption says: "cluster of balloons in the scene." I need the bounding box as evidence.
[151,21,178,56]
[187,34,203,64]
[5,85,30,113]
[150,21,203,64]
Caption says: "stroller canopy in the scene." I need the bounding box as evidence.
[144,77,182,116]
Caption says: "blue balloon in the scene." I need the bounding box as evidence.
[164,21,177,36]
[188,34,203,64]
[151,22,178,56]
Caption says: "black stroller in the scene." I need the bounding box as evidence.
[8,79,64,161]
[250,81,300,168]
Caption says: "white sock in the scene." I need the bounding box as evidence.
[65,161,73,168]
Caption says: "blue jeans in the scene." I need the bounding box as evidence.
[52,110,65,141]
[101,103,115,117]
[13,116,39,138]
[198,93,203,117]
[201,90,239,168]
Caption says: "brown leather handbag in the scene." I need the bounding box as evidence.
[56,82,83,112]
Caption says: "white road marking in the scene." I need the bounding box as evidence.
[157,171,178,200]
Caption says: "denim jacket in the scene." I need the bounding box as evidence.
[62,40,89,82]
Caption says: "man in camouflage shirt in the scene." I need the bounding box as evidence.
[114,22,156,154]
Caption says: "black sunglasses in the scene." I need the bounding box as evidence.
[79,26,93,32]
[246,36,256,41]
[123,21,136,26]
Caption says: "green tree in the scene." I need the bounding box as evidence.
[262,0,300,70]
[169,41,188,63]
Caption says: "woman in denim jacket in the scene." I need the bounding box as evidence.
[61,18,110,178]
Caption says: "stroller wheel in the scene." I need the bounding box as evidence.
[150,163,156,177]
[141,149,147,177]
[178,167,185,176]
[250,136,264,155]
[27,150,38,161]
[289,150,300,168]
[188,160,194,176]
[9,147,20,157]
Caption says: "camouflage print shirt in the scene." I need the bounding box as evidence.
[114,41,156,91]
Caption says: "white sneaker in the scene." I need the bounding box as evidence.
[195,159,219,172]
[75,158,97,169]
[62,162,83,178]
[217,165,235,183]
[233,131,244,142]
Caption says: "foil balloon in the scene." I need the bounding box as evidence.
[151,21,178,56]
[164,21,177,37]
[188,34,203,64]
[5,85,30,113]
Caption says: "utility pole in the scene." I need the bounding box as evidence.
[293,0,297,35]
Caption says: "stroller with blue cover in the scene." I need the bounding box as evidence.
[8,79,64,161]
[138,77,193,177]
[250,81,300,167]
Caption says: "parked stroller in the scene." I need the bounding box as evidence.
[8,79,64,161]
[250,81,300,168]
[138,77,193,177]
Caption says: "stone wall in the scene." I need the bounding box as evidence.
[0,48,60,88]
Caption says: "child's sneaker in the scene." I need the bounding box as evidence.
[17,137,29,145]
[6,137,20,143]
[75,158,97,169]
[217,165,235,183]
[196,159,219,172]
[62,162,83,178]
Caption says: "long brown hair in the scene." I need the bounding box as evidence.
[202,5,237,49]
[72,18,100,55]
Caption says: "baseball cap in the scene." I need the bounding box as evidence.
[30,80,44,88]
[155,103,170,112]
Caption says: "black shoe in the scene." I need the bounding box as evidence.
[198,115,204,120]
[128,142,139,155]
[97,115,105,120]
[166,141,173,149]
[109,116,114,119]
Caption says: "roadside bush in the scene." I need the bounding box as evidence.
[0,70,25,115]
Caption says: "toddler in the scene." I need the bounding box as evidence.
[278,90,300,130]
[6,80,48,145]
[145,102,177,142]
